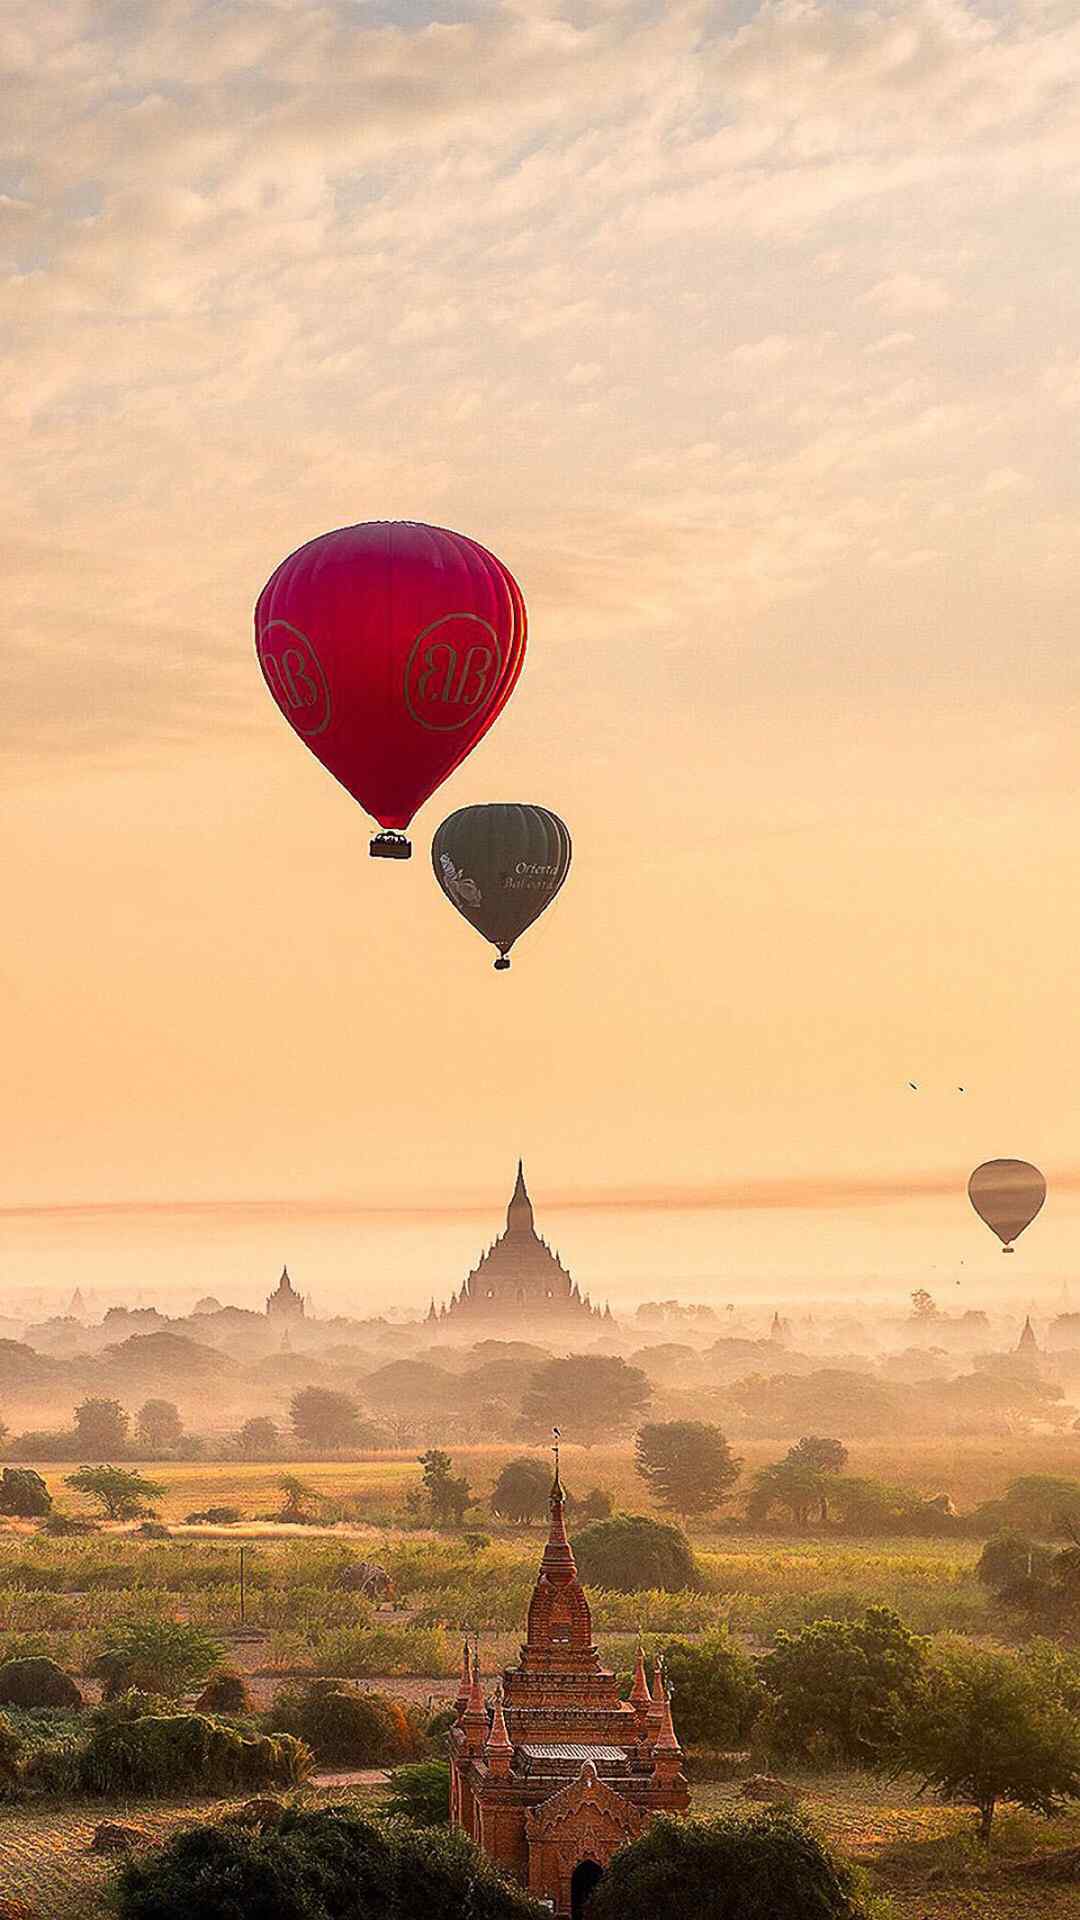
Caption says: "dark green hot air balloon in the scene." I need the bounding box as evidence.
[432,804,571,969]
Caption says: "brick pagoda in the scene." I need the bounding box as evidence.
[449,1452,689,1916]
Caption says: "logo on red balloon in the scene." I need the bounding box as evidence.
[404,614,502,732]
[258,620,331,737]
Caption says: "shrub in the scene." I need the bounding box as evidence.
[196,1672,252,1715]
[115,1806,545,1920]
[94,1620,224,1699]
[759,1607,926,1768]
[79,1712,311,1796]
[0,1713,21,1794]
[586,1807,870,1920]
[0,1468,52,1518]
[0,1657,82,1710]
[977,1533,1056,1592]
[385,1759,451,1825]
[659,1633,763,1749]
[267,1679,424,1766]
[185,1508,242,1526]
[42,1511,98,1536]
[572,1515,698,1594]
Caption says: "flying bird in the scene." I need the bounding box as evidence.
[908,1082,919,1091]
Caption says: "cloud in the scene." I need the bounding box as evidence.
[3,1,1080,763]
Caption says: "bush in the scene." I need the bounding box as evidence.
[196,1672,252,1715]
[115,1805,545,1920]
[0,1657,82,1711]
[267,1680,425,1766]
[572,1515,698,1594]
[587,1807,870,1920]
[42,1511,98,1536]
[79,1711,311,1796]
[385,1759,451,1825]
[0,1468,52,1518]
[659,1634,763,1749]
[759,1607,925,1768]
[94,1620,224,1699]
[185,1508,242,1526]
[977,1533,1056,1593]
[0,1713,21,1794]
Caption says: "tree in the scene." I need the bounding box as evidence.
[0,1466,52,1518]
[759,1607,925,1767]
[237,1416,279,1458]
[571,1515,697,1594]
[897,1641,1080,1843]
[290,1386,363,1450]
[747,1436,848,1528]
[95,1619,224,1699]
[519,1355,650,1445]
[73,1398,130,1456]
[385,1760,451,1826]
[659,1632,763,1748]
[911,1289,937,1319]
[586,1808,870,1920]
[115,1807,545,1920]
[276,1474,319,1522]
[419,1449,471,1527]
[64,1464,165,1521]
[136,1400,183,1451]
[490,1457,554,1524]
[634,1422,742,1519]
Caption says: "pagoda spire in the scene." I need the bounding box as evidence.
[462,1641,488,1755]
[507,1158,535,1235]
[485,1682,513,1777]
[630,1634,651,1725]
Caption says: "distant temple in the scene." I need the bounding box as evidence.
[1017,1314,1039,1354]
[430,1163,611,1330]
[266,1265,306,1323]
[450,1454,688,1912]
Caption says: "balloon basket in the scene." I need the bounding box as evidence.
[370,831,411,860]
[494,955,511,971]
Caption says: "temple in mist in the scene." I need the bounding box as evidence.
[266,1264,306,1324]
[429,1162,612,1331]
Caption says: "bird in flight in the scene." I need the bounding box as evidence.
[908,1082,919,1091]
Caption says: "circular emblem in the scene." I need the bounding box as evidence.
[258,620,331,737]
[404,613,503,732]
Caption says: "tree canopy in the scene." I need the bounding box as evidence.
[571,1514,697,1594]
[290,1386,363,1449]
[519,1355,650,1445]
[759,1606,925,1767]
[634,1421,742,1518]
[586,1808,870,1920]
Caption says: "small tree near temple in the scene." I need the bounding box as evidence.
[897,1640,1080,1844]
[759,1607,925,1767]
[571,1515,697,1594]
[491,1457,554,1524]
[659,1632,764,1748]
[419,1449,471,1527]
[95,1620,224,1700]
[290,1386,363,1449]
[519,1355,650,1445]
[634,1422,742,1520]
[64,1464,165,1521]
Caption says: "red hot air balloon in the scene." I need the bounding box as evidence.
[255,522,526,857]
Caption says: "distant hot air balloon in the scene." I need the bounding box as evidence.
[255,522,526,857]
[968,1159,1046,1252]
[432,804,571,969]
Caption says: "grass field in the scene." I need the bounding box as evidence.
[1,1774,1078,1919]
[15,1429,1080,1525]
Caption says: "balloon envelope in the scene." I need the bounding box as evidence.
[968,1159,1046,1249]
[255,522,526,840]
[432,804,571,967]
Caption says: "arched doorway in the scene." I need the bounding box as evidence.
[570,1859,605,1917]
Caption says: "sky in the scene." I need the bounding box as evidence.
[4,0,1080,1317]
